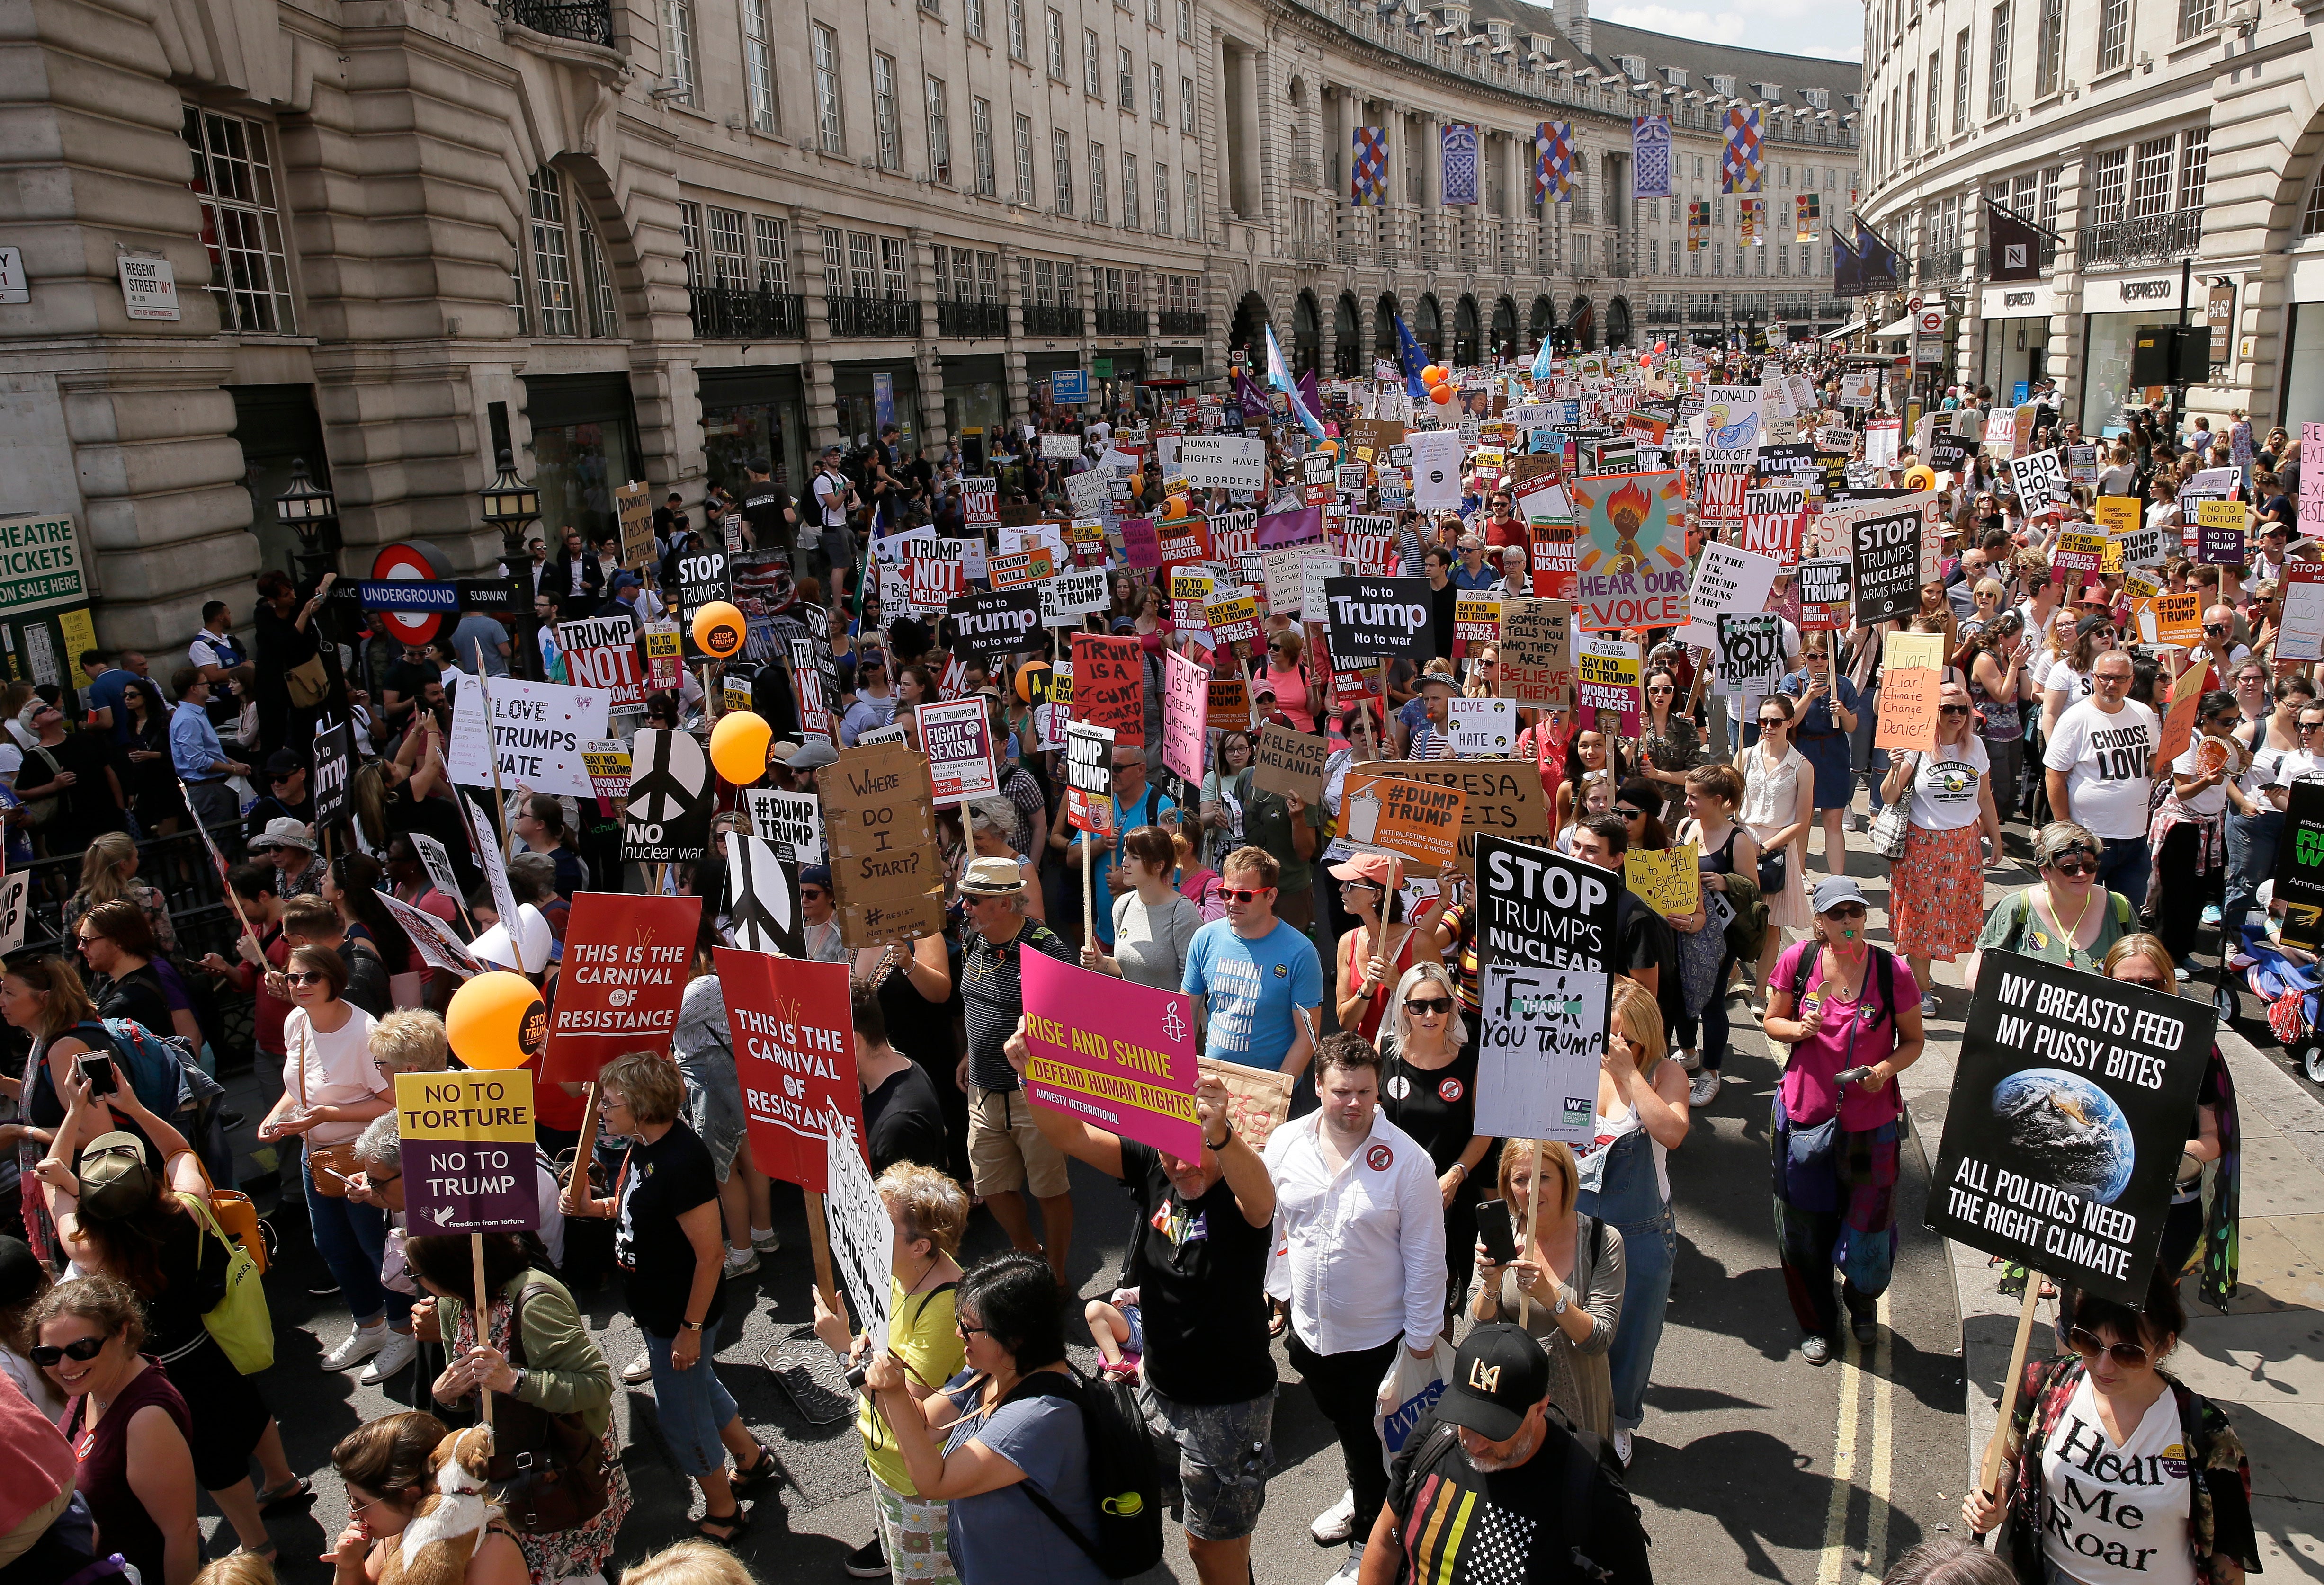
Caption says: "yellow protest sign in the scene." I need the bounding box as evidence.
[1883,630,1944,672]
[395,1069,536,1143]
[2197,499,2250,533]
[2094,496,2141,535]
[1625,842,1700,916]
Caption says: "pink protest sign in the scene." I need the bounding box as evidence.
[1120,517,1161,570]
[1160,646,1209,785]
[1019,953,1201,1160]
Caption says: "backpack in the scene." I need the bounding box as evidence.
[998,1365,1164,1579]
[64,1018,187,1117]
[1786,942,1898,1033]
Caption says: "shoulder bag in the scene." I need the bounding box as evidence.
[285,651,331,708]
[482,1282,614,1535]
[176,1189,274,1373]
[296,1022,362,1199]
[1867,754,1918,861]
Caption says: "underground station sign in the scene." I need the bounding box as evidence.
[394,1069,539,1234]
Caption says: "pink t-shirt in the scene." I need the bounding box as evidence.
[1265,654,1318,734]
[1773,940,1917,1132]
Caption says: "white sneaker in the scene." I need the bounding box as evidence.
[1919,993,1939,1018]
[1612,1428,1634,1468]
[1689,1072,1721,1108]
[359,1329,419,1384]
[723,1248,761,1277]
[322,1325,387,1371]
[1679,1048,1702,1074]
[1325,1553,1363,1584]
[1310,1488,1357,1547]
[622,1348,654,1384]
[751,1228,782,1253]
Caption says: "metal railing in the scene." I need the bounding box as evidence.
[496,0,612,42]
[1287,240,1331,266]
[824,293,918,337]
[1157,308,1205,335]
[935,298,1006,337]
[1092,306,1147,337]
[688,285,804,340]
[2076,210,2203,268]
[1023,303,1082,336]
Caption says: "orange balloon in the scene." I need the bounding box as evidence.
[709,710,772,784]
[1430,384,1455,404]
[446,971,546,1070]
[691,600,745,659]
[1421,365,1445,385]
[1165,495,1189,518]
[1320,439,1340,455]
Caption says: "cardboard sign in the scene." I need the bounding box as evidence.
[447,676,609,800]
[1875,666,1941,752]
[559,615,650,709]
[1476,962,1607,1146]
[624,728,715,864]
[542,892,702,1084]
[1339,770,1466,868]
[1160,647,1209,784]
[822,1112,896,1348]
[1846,500,1927,626]
[721,949,867,1195]
[825,741,947,945]
[1071,633,1145,744]
[1447,697,1517,756]
[1064,721,1117,837]
[615,480,655,569]
[743,786,822,864]
[1120,517,1162,569]
[1253,721,1327,801]
[2277,565,2324,663]
[1300,553,1359,623]
[1926,949,2214,1302]
[1496,597,1573,710]
[1322,576,1434,667]
[1198,1057,1295,1153]
[2009,450,2073,513]
[1624,841,1701,917]
[394,1069,537,1234]
[2156,662,2211,767]
[918,698,1000,807]
[1019,953,1201,1159]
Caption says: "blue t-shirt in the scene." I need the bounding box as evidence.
[87,668,136,742]
[1076,785,1177,947]
[1182,917,1324,1072]
[942,1374,1109,1585]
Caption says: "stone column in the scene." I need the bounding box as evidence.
[793,208,841,451]
[909,228,948,452]
[1000,243,1029,427]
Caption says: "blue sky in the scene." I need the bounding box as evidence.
[1602,0,1865,62]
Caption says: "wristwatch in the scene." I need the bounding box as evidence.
[509,1367,528,1399]
[681,1319,706,1333]
[1553,1288,1570,1317]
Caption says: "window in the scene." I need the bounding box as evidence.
[1185,168,1200,238]
[1118,47,1135,108]
[979,253,1000,301]
[819,225,845,292]
[1926,52,1940,144]
[2034,0,2064,97]
[1155,161,1171,232]
[661,0,696,104]
[1953,27,1972,132]
[1151,62,1165,121]
[965,0,983,38]
[510,250,528,336]
[752,216,790,291]
[926,77,952,184]
[880,237,908,298]
[813,25,843,151]
[1123,151,1139,226]
[2180,127,2209,210]
[182,107,296,333]
[528,168,578,335]
[1046,9,1065,78]
[707,205,747,288]
[1904,72,1916,153]
[2303,169,2324,237]
[1008,0,1026,60]
[1986,3,2010,117]
[971,98,996,195]
[846,232,874,294]
[2131,135,2172,218]
[1177,0,1190,38]
[2096,0,2129,71]
[681,202,704,287]
[873,54,900,171]
[1090,140,1108,221]
[2178,0,2215,39]
[2090,147,2127,225]
[1180,76,1196,130]
[1014,114,1036,202]
[1083,28,1101,97]
[919,0,937,15]
[580,214,617,337]
[740,0,777,132]
[1053,127,1074,214]
[1147,0,1159,23]
[2040,164,2061,229]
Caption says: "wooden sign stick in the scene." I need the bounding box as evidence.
[471,1232,495,1428]
[565,1082,601,1198]
[1517,1139,1544,1327]
[804,1189,840,1315]
[1976,1279,2044,1499]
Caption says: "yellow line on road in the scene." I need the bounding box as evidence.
[1816,1290,1899,1585]
[1865,1291,1895,1582]
[1815,1326,1865,1585]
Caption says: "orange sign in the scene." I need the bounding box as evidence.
[1874,666,1940,753]
[1337,770,1466,869]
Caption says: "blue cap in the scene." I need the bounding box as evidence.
[611,571,642,592]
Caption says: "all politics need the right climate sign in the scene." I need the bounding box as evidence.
[1928,950,2213,1304]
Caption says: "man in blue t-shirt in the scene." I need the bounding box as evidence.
[1182,846,1324,1076]
[1057,744,1175,949]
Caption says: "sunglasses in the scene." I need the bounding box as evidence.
[2113,971,2171,990]
[2067,1327,2154,1370]
[1821,903,1867,919]
[1757,717,1788,729]
[2205,625,2229,637]
[956,1320,989,1339]
[801,887,827,901]
[1615,804,1646,818]
[1405,998,1453,1015]
[1648,685,1674,695]
[30,1336,107,1367]
[1939,704,1972,717]
[285,970,332,987]
[2049,857,2100,877]
[1218,887,1273,903]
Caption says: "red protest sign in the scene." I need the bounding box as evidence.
[1156,521,1212,566]
[718,948,865,1194]
[1741,514,1804,569]
[558,617,650,709]
[1071,632,1145,745]
[542,893,703,1084]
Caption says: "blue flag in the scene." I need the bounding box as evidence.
[1264,326,1327,443]
[1390,313,1431,400]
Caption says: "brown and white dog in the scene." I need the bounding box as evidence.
[382,1425,501,1585]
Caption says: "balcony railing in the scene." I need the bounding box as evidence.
[1157,308,1206,336]
[2076,210,2203,269]
[824,293,918,337]
[1287,240,1332,266]
[1375,246,1403,268]
[1024,303,1082,336]
[1093,306,1147,337]
[496,0,611,42]
[934,299,1006,337]
[689,285,804,340]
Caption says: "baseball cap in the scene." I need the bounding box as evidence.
[265,748,305,781]
[789,739,838,771]
[1327,853,1402,888]
[1811,874,1870,915]
[1434,1324,1550,1443]
[611,571,643,593]
[76,1132,156,1221]
[800,864,833,890]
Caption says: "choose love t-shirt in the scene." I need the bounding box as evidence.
[2043,699,2160,841]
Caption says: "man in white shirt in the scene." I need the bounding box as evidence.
[1263,1034,1446,1565]
[2043,650,2160,909]
[812,444,858,588]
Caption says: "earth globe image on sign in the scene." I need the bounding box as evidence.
[1990,1067,2136,1203]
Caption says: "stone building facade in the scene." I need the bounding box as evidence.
[3,0,1858,647]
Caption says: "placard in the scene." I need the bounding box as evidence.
[1446,697,1516,756]
[1846,500,1926,625]
[2271,779,2324,949]
[1204,590,1264,649]
[1338,770,1466,868]
[1795,558,1851,632]
[822,1112,896,1348]
[987,548,1055,589]
[1875,666,1941,752]
[1716,612,1786,695]
[2195,499,2248,568]
[1198,1057,1295,1154]
[2094,496,2142,538]
[1576,632,1640,719]
[1677,541,1783,652]
[2301,422,2324,538]
[447,676,609,799]
[1253,721,1326,801]
[1475,964,1606,1146]
[728,835,804,958]
[542,892,702,1084]
[946,589,1043,662]
[1495,597,1573,710]
[1064,720,1117,838]
[918,698,1001,806]
[1020,953,1201,1159]
[721,949,867,1194]
[394,1069,537,1234]
[1178,435,1268,490]
[1300,553,1359,623]
[1569,471,1690,631]
[1321,576,1434,667]
[2276,566,2324,663]
[2051,532,2107,580]
[2008,450,2072,513]
[641,621,682,690]
[374,887,483,979]
[1926,949,2214,1303]
[624,728,715,863]
[312,720,354,831]
[743,786,823,864]
[1453,594,1503,649]
[1160,647,1209,784]
[1040,566,1112,625]
[0,873,27,956]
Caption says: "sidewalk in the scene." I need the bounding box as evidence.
[1854,829,2324,1578]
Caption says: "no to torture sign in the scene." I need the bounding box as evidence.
[394,1069,538,1233]
[1927,950,2213,1303]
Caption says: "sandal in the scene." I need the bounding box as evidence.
[731,1444,780,1493]
[697,1507,753,1547]
[255,1478,313,1513]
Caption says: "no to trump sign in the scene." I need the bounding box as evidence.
[394,1069,538,1233]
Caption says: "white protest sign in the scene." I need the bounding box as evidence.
[409,833,466,908]
[2009,450,2073,513]
[823,1114,898,1349]
[374,888,483,979]
[465,796,523,952]
[1040,433,1082,459]
[447,676,608,799]
[1408,429,1465,509]
[1177,435,1268,490]
[1447,697,1517,756]
[1476,962,1604,1145]
[1038,566,1112,625]
[1675,541,1783,652]
[1301,552,1359,623]
[744,786,823,864]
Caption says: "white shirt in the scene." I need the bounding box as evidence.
[2171,737,2240,817]
[1263,1107,1446,1355]
[281,1005,385,1146]
[2044,697,2160,840]
[1904,734,1990,832]
[2038,1371,2196,1585]
[815,471,851,529]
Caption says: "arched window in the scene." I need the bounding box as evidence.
[525,167,620,338]
[2305,165,2324,238]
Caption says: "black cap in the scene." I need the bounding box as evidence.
[265,748,305,780]
[747,456,771,474]
[1434,1323,1550,1442]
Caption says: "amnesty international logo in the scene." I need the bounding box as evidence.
[1161,1001,1189,1043]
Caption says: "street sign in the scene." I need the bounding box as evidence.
[1049,369,1090,403]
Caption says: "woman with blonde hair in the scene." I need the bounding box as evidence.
[367,1009,448,1075]
[813,1161,971,1582]
[61,832,177,956]
[1378,960,1491,1326]
[327,1412,528,1585]
[617,1544,756,1585]
[2102,934,2237,1295]
[1468,1138,1624,1440]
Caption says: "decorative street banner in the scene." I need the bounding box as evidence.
[728,835,804,958]
[822,1111,896,1347]
[1019,953,1201,1159]
[623,728,714,863]
[744,786,822,864]
[1631,115,1673,198]
[448,676,608,799]
[1322,576,1435,667]
[1253,721,1327,801]
[394,1068,538,1234]
[824,741,946,946]
[1071,633,1145,744]
[559,616,650,709]
[917,698,1000,807]
[1339,769,1466,869]
[1496,597,1573,710]
[1064,720,1117,838]
[1475,833,1618,1143]
[1439,122,1479,206]
[1160,647,1209,785]
[946,589,1043,663]
[1569,472,1690,631]
[312,719,354,831]
[542,892,700,1084]
[1927,949,2214,1303]
[1847,499,1927,625]
[721,949,867,1194]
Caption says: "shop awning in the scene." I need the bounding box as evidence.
[1820,319,1867,339]
[1873,315,1916,338]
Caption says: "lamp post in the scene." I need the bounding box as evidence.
[274,457,338,584]
[480,448,543,679]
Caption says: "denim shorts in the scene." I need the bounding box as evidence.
[1136,1381,1276,1541]
[645,1333,738,1478]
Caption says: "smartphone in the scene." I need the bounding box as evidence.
[76,1053,116,1097]
[1474,1198,1520,1265]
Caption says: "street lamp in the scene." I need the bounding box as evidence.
[274,457,338,581]
[480,449,543,679]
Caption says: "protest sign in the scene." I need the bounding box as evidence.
[1300,553,1359,623]
[1569,472,1690,631]
[2051,532,2106,581]
[1019,953,1201,1159]
[918,698,1000,806]
[1702,385,1763,463]
[1576,632,1640,722]
[2009,450,2072,513]
[1473,834,1617,1135]
[2278,565,2324,663]
[1179,435,1268,490]
[728,835,804,958]
[2156,661,2212,768]
[1626,842,1700,916]
[822,1113,896,1348]
[987,548,1054,590]
[1453,594,1503,649]
[375,888,483,979]
[1322,576,1434,667]
[1120,517,1162,569]
[1875,666,1941,752]
[1677,541,1782,651]
[1741,509,1805,568]
[559,616,649,709]
[1260,547,1311,617]
[1071,633,1144,744]
[641,620,682,690]
[2140,591,2202,649]
[616,480,654,569]
[1408,428,1466,508]
[624,727,714,863]
[1716,612,1787,695]
[743,786,822,864]
[1038,566,1111,627]
[1198,1057,1295,1153]
[2095,497,2143,538]
[1927,949,2214,1302]
[673,546,731,659]
[2304,423,2324,538]
[1064,721,1117,839]
[312,720,354,830]
[720,950,867,1194]
[1253,721,1327,801]
[394,1069,537,1234]
[1495,597,1573,710]
[1160,647,1209,784]
[1339,770,1466,868]
[1447,697,1517,756]
[2196,499,2248,567]
[946,589,1043,662]
[448,676,608,799]
[0,873,25,957]
[579,739,630,805]
[1846,499,1926,625]
[825,741,946,945]
[1204,590,1264,649]
[1207,674,1251,731]
[2271,780,2324,949]
[542,892,701,1084]
[959,477,998,531]
[1168,567,1217,632]
[1795,558,1851,632]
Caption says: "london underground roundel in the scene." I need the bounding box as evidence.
[371,542,447,646]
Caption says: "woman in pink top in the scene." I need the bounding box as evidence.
[1260,628,1321,735]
